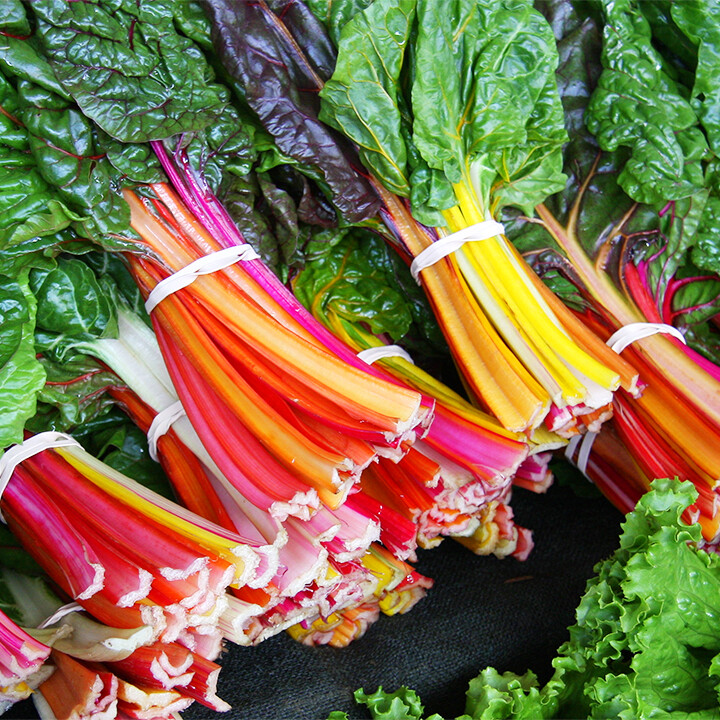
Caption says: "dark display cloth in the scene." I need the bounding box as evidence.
[5,481,623,720]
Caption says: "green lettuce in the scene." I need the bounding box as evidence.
[330,478,720,720]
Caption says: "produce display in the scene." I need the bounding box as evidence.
[1,0,720,718]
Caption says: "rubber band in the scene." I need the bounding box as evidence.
[357,345,415,366]
[606,322,686,354]
[147,401,186,462]
[410,220,505,283]
[145,245,261,314]
[564,431,597,479]
[0,432,81,522]
[37,602,84,629]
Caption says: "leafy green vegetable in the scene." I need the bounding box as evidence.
[30,0,229,143]
[306,0,376,46]
[318,0,567,223]
[293,227,447,360]
[319,0,416,198]
[330,479,720,720]
[201,0,381,224]
[586,0,709,206]
[0,268,46,451]
[505,0,720,364]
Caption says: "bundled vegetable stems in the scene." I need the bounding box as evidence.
[200,0,637,439]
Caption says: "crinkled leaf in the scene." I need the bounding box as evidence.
[670,0,720,154]
[353,686,440,720]
[0,268,46,451]
[586,0,709,205]
[294,227,446,358]
[181,105,257,194]
[319,0,416,198]
[102,136,166,185]
[28,355,118,435]
[202,0,380,224]
[460,668,548,720]
[412,0,566,216]
[30,257,118,360]
[307,0,376,46]
[14,80,134,244]
[31,0,228,142]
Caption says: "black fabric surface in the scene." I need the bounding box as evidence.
[5,481,623,720]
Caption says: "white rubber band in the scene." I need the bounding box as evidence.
[576,431,598,479]
[357,345,415,366]
[606,322,686,354]
[147,401,187,462]
[0,432,81,522]
[564,432,597,479]
[37,602,84,629]
[410,220,505,283]
[145,245,261,314]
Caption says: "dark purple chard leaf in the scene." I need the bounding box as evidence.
[218,168,320,280]
[256,172,308,277]
[264,0,338,81]
[200,0,380,224]
[29,0,229,143]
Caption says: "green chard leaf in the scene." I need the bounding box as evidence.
[670,0,720,154]
[30,256,118,361]
[586,0,710,205]
[319,0,417,198]
[30,0,229,143]
[411,0,567,218]
[0,268,46,451]
[293,227,447,360]
[307,0,376,46]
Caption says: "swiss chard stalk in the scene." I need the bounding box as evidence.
[508,0,720,536]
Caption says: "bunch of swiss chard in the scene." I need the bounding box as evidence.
[200,0,641,441]
[200,0,720,537]
[499,0,720,540]
[0,1,556,715]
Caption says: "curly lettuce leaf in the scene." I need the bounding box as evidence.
[331,480,720,720]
